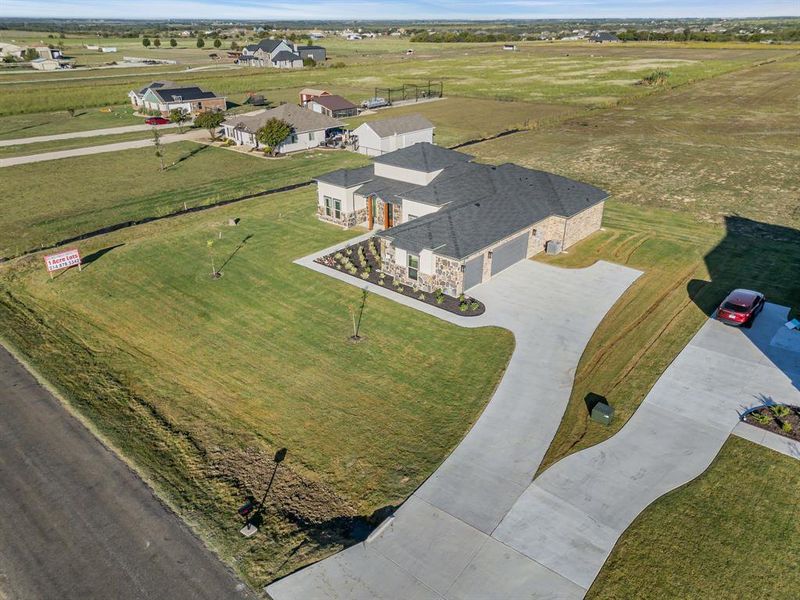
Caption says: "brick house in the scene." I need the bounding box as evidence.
[137,85,226,116]
[314,143,606,295]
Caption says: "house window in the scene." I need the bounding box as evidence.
[308,131,316,141]
[325,196,341,219]
[408,254,419,281]
[289,134,298,144]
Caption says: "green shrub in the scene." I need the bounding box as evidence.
[418,293,426,301]
[640,70,670,86]
[459,302,468,312]
[436,295,445,305]
[770,405,791,418]
[750,411,772,425]
[782,421,793,434]
[334,252,343,260]
[360,271,370,280]
[470,302,480,311]
[345,248,352,256]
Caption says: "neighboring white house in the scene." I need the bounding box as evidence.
[352,114,434,156]
[0,42,25,58]
[220,103,342,153]
[100,46,117,53]
[239,39,308,68]
[31,58,66,71]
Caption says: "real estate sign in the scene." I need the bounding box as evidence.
[44,248,82,274]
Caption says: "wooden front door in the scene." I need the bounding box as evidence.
[367,195,376,230]
[384,202,393,228]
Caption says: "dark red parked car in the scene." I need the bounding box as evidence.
[716,289,765,327]
[145,116,170,125]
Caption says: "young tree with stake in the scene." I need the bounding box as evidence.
[152,128,165,171]
[194,111,225,140]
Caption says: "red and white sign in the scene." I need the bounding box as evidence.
[44,248,82,273]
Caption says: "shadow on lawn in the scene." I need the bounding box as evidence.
[687,215,800,319]
[170,143,210,168]
[81,243,125,269]
[218,234,253,273]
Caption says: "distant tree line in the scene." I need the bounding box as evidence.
[617,28,800,42]
[410,31,521,43]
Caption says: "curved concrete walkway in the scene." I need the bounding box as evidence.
[266,238,641,600]
[493,302,800,592]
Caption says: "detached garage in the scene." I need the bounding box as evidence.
[352,114,434,156]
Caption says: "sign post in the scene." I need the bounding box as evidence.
[44,248,82,278]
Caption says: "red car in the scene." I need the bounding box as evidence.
[145,117,170,125]
[716,289,765,327]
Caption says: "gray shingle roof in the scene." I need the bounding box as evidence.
[272,50,301,62]
[223,103,342,134]
[151,86,222,103]
[377,161,607,260]
[360,114,434,138]
[373,142,471,172]
[138,80,175,95]
[314,165,374,187]
[313,95,357,111]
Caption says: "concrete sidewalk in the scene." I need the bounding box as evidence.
[267,241,641,600]
[0,123,179,147]
[0,130,204,168]
[493,303,800,591]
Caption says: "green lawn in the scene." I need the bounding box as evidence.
[0,186,514,585]
[0,142,368,258]
[0,106,142,139]
[588,436,800,599]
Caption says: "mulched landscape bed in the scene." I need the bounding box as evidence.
[743,404,800,442]
[315,237,485,317]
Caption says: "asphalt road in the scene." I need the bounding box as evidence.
[0,345,254,600]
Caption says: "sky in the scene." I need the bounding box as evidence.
[3,1,798,20]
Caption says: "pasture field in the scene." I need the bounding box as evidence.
[1,40,795,116]
[588,436,800,599]
[0,105,141,139]
[0,142,368,258]
[496,54,800,472]
[0,187,514,585]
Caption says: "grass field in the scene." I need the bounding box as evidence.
[0,106,141,139]
[0,187,514,585]
[588,436,800,599]
[515,54,800,472]
[0,142,367,258]
[1,40,794,116]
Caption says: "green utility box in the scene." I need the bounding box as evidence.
[591,402,614,425]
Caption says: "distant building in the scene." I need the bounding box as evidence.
[128,81,175,109]
[299,88,330,106]
[239,38,323,68]
[308,95,358,119]
[296,44,326,63]
[34,46,62,60]
[589,31,621,43]
[503,44,517,51]
[30,58,64,71]
[0,42,25,58]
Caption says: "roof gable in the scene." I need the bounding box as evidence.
[373,142,471,173]
[313,95,357,111]
[358,114,434,138]
[222,103,342,134]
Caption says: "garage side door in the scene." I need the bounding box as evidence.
[490,232,529,276]
[463,254,484,291]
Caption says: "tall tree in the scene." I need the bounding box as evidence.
[213,38,222,48]
[142,37,151,48]
[196,37,205,48]
[194,111,225,140]
[256,118,293,155]
[153,37,161,47]
[169,38,177,47]
[169,108,189,133]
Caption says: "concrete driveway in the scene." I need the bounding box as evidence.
[0,130,206,168]
[493,302,800,592]
[0,346,253,600]
[266,241,641,600]
[0,123,180,147]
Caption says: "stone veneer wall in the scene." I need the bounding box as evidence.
[563,202,604,248]
[380,240,462,295]
[316,206,367,229]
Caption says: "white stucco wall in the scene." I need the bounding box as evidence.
[317,181,357,213]
[353,124,434,157]
[373,163,442,185]
[419,249,434,275]
[400,198,441,223]
[222,126,327,153]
